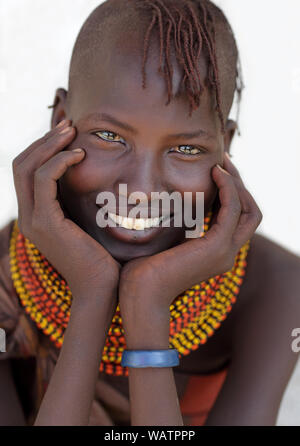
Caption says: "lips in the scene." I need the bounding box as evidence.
[107,211,169,230]
[96,205,175,244]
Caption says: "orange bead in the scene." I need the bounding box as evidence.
[9,218,250,378]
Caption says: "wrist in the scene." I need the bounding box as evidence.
[124,336,170,350]
[122,300,171,349]
[68,261,120,300]
[70,284,118,315]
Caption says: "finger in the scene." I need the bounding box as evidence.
[222,155,251,219]
[13,119,71,166]
[13,169,34,232]
[208,194,220,228]
[232,189,263,247]
[24,124,76,171]
[223,152,244,183]
[222,155,263,246]
[208,153,242,230]
[207,164,242,241]
[34,149,85,218]
[13,124,76,230]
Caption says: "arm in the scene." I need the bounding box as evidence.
[118,154,262,426]
[11,119,121,425]
[122,302,183,426]
[34,286,117,426]
[204,251,300,426]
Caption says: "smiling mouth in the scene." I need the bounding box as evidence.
[107,212,171,231]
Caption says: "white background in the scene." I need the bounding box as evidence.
[0,0,299,425]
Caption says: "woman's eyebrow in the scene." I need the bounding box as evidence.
[84,112,136,134]
[82,112,214,140]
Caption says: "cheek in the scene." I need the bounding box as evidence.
[60,155,116,194]
[173,166,217,218]
[174,167,216,199]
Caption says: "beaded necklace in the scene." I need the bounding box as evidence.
[9,211,250,377]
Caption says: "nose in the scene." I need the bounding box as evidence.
[113,151,171,217]
[115,151,166,200]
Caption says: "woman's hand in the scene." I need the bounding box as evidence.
[118,153,262,334]
[12,119,120,301]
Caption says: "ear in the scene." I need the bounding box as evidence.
[223,119,237,156]
[49,88,69,130]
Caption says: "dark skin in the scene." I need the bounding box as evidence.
[1,41,300,426]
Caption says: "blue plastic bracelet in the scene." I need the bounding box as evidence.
[121,349,179,368]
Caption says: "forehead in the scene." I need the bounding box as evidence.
[69,34,219,135]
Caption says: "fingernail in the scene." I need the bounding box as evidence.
[56,119,67,128]
[72,148,84,153]
[59,126,72,134]
[216,164,227,172]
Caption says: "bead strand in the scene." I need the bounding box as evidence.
[9,212,250,377]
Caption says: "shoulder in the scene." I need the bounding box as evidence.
[254,231,299,298]
[0,218,39,360]
[249,231,300,272]
[233,231,300,327]
[0,218,22,340]
[236,231,300,344]
[234,233,299,415]
[206,233,300,425]
[0,218,15,263]
[241,232,300,305]
[0,218,19,312]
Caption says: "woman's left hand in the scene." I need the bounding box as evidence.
[118,154,262,341]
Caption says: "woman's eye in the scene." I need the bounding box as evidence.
[173,145,203,155]
[94,130,125,144]
[93,133,203,155]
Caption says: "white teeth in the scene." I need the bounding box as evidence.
[108,212,164,230]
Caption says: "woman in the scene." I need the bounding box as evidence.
[0,0,299,426]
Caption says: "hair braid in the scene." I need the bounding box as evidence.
[138,0,230,132]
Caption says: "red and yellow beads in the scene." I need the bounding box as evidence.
[9,212,250,377]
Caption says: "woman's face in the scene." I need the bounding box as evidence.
[55,49,231,263]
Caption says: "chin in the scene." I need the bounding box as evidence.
[94,227,186,264]
[101,240,168,264]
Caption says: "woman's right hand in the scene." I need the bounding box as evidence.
[12,119,120,301]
